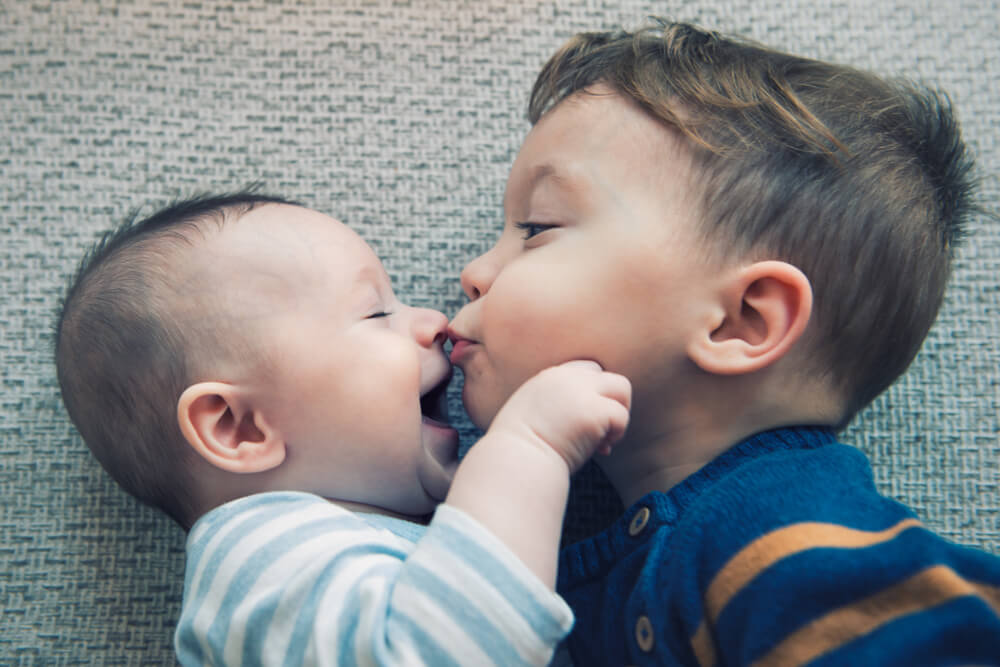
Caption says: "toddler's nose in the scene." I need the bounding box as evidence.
[460,251,497,301]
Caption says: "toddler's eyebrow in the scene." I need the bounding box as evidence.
[527,164,572,191]
[505,163,587,213]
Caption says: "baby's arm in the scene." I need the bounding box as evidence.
[444,360,631,588]
[176,493,578,666]
[175,362,629,666]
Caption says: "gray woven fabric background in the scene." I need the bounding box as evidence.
[2,0,998,662]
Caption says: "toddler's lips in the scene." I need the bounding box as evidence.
[447,328,478,365]
[449,338,477,364]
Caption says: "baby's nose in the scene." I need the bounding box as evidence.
[413,307,449,347]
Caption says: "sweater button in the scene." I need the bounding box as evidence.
[628,506,650,536]
[635,615,654,652]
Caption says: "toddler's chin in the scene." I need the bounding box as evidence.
[460,384,500,431]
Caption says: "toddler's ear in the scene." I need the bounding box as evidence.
[177,382,286,473]
[687,260,812,375]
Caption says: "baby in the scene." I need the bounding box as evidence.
[54,190,630,666]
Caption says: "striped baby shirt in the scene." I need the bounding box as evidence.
[558,426,1000,666]
[175,492,573,666]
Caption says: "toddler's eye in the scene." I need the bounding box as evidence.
[515,222,555,240]
[366,311,391,319]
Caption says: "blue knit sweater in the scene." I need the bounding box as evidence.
[557,426,1000,666]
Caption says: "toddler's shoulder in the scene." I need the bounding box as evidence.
[671,441,917,569]
[661,444,1000,667]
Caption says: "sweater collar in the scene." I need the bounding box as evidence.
[558,425,837,582]
[634,425,837,523]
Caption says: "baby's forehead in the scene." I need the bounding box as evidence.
[231,202,358,246]
[195,204,385,305]
[213,204,370,265]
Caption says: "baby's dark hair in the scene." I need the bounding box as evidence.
[531,19,978,425]
[54,187,298,529]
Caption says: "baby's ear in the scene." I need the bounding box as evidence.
[177,382,286,473]
[687,260,812,375]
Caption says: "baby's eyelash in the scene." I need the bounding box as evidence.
[515,222,555,240]
[367,311,391,319]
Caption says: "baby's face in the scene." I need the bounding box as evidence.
[450,86,720,433]
[204,204,457,516]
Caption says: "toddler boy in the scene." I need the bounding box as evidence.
[54,190,631,666]
[449,20,1000,665]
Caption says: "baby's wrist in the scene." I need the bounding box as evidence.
[481,428,574,478]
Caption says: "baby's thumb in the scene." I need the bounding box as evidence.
[560,359,604,373]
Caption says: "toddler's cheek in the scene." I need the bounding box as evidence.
[473,277,588,412]
[483,319,552,385]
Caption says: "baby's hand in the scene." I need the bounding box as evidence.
[488,360,631,474]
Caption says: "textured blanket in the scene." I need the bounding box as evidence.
[2,0,997,662]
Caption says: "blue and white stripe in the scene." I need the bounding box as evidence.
[175,492,573,666]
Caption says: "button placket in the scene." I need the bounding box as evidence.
[628,506,650,536]
[635,614,654,652]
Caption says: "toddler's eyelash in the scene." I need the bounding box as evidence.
[515,222,555,240]
[367,311,391,319]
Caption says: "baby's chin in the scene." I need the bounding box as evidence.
[418,426,460,503]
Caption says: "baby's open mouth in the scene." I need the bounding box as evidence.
[420,369,452,425]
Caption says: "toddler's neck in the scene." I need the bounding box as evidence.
[598,379,839,507]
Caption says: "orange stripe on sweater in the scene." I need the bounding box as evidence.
[752,564,1000,667]
[691,518,922,667]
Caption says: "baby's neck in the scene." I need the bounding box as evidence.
[328,498,431,524]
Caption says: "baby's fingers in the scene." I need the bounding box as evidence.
[571,365,631,454]
[558,359,604,374]
[596,393,631,455]
[597,371,632,411]
[556,360,632,410]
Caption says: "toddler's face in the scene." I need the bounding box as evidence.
[206,204,458,516]
[450,87,718,433]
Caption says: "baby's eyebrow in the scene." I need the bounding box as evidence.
[349,265,394,307]
[349,286,382,317]
[350,263,391,288]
